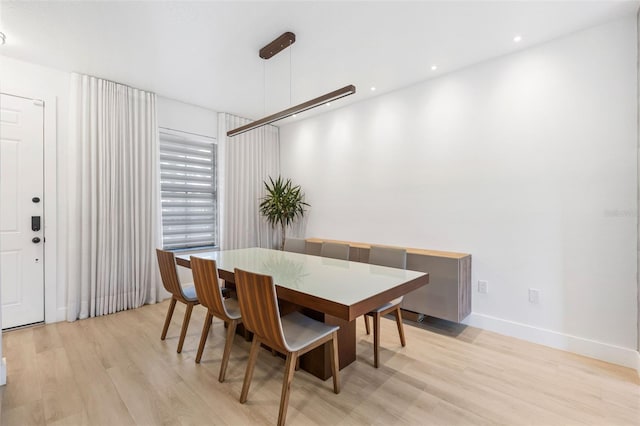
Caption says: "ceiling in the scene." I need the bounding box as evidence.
[1,1,638,124]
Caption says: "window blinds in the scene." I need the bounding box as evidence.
[159,129,217,249]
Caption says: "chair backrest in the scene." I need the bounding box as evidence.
[283,238,307,254]
[156,249,185,299]
[190,256,231,319]
[320,242,350,260]
[368,246,407,269]
[234,268,287,352]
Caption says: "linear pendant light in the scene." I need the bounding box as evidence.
[227,85,356,137]
[227,32,356,137]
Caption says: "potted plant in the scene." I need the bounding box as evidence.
[259,176,309,250]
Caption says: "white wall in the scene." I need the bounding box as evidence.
[637,8,640,372]
[157,96,217,137]
[280,17,638,367]
[0,55,70,322]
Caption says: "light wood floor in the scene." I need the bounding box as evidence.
[1,300,638,425]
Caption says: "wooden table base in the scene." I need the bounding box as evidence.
[299,312,356,380]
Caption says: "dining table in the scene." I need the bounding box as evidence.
[176,247,429,380]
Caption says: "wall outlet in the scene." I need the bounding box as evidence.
[528,288,540,304]
[478,280,488,294]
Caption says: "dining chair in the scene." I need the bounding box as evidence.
[320,242,350,260]
[190,256,242,382]
[283,237,307,254]
[364,246,407,368]
[156,249,200,353]
[234,268,340,426]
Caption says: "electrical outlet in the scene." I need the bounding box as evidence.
[528,288,540,304]
[478,280,488,294]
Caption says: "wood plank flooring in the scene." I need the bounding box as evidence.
[1,300,638,425]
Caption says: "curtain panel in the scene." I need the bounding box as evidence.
[66,73,162,321]
[218,113,280,250]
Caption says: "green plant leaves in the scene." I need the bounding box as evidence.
[259,175,309,228]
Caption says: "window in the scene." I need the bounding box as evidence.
[159,128,217,249]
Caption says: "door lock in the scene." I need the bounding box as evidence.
[32,237,41,244]
[32,216,41,231]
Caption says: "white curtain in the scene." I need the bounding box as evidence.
[218,113,280,250]
[66,73,162,321]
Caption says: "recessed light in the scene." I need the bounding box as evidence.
[431,65,437,71]
[292,114,297,118]
[513,35,522,43]
[326,102,331,107]
[370,86,376,91]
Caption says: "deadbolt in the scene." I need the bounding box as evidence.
[32,237,41,244]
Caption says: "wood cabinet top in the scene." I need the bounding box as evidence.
[306,238,470,260]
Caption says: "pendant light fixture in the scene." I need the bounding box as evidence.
[227,32,356,137]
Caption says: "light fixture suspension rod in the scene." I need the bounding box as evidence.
[227,85,356,137]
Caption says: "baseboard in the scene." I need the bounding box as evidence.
[1,357,6,386]
[463,313,639,369]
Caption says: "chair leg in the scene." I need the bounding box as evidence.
[277,351,298,426]
[219,319,238,382]
[395,307,406,347]
[364,315,370,335]
[240,336,261,404]
[161,298,177,340]
[373,312,381,368]
[195,312,213,364]
[177,302,194,354]
[330,332,340,394]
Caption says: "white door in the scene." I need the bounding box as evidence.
[0,93,45,329]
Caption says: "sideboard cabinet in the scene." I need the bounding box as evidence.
[305,238,472,323]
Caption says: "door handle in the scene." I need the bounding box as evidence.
[32,237,41,244]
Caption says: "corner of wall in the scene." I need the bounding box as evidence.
[636,3,640,363]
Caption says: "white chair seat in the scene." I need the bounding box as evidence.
[281,311,339,352]
[182,284,198,302]
[369,296,403,313]
[222,297,242,320]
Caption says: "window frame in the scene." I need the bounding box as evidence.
[158,127,218,251]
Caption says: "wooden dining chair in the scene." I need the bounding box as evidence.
[190,256,242,382]
[234,268,340,426]
[283,238,307,254]
[320,242,350,260]
[156,249,200,353]
[364,246,407,368]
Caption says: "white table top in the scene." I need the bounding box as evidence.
[177,247,427,307]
